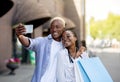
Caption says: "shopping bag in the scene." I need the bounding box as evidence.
[76,57,113,82]
[74,59,84,82]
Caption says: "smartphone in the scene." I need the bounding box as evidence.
[24,25,33,34]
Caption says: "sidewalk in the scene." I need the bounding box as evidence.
[0,64,35,82]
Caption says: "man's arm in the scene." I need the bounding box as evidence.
[17,35,30,47]
[15,23,30,47]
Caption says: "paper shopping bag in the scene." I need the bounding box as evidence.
[74,59,84,82]
[76,57,113,82]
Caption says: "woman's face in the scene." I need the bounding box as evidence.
[62,30,77,48]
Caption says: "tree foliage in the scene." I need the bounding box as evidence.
[89,13,120,41]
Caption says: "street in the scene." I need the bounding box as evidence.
[0,64,34,82]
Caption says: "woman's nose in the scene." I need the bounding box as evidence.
[64,37,68,41]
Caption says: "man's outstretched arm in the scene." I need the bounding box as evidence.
[15,23,30,47]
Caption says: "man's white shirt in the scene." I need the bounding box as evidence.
[41,40,63,82]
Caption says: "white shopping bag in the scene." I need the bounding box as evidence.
[74,58,84,82]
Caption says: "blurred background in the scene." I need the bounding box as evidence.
[0,0,120,82]
[85,1,120,82]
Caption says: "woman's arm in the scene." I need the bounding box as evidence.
[76,46,86,58]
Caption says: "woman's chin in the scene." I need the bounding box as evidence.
[64,45,69,48]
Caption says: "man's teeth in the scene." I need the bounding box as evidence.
[54,33,57,35]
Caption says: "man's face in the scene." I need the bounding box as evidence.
[50,20,64,41]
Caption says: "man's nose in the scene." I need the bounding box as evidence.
[53,27,57,31]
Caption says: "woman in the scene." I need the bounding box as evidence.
[56,30,88,82]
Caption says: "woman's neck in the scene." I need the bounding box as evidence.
[68,46,76,59]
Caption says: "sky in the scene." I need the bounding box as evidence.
[86,0,120,22]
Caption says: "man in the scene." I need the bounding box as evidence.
[15,17,66,82]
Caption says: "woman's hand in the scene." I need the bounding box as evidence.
[76,46,86,58]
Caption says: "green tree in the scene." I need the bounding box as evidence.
[89,13,120,41]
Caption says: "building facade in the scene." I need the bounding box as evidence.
[0,0,85,72]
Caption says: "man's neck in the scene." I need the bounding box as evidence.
[53,38,61,42]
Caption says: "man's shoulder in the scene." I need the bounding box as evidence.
[58,48,68,55]
[57,48,68,61]
[35,34,52,41]
[61,48,67,52]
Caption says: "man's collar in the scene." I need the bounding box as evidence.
[48,34,63,43]
[48,34,52,39]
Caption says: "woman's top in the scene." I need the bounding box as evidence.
[56,47,89,82]
[56,48,76,82]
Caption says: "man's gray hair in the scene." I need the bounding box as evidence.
[49,17,66,27]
